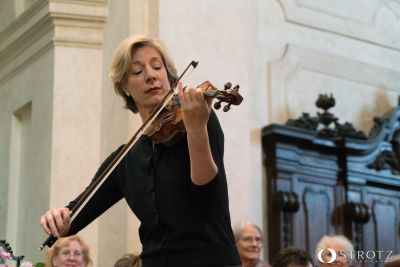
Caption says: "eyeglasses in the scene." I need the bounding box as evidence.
[240,236,263,244]
[59,250,83,258]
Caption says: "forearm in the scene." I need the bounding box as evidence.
[187,126,218,185]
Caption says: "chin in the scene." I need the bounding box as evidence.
[146,97,163,108]
[244,254,259,260]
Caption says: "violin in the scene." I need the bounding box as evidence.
[39,61,243,250]
[146,80,243,143]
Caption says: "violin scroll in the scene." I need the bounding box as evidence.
[201,81,243,112]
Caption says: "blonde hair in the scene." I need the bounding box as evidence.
[109,35,178,113]
[44,235,92,267]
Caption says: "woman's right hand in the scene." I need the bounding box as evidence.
[40,207,71,238]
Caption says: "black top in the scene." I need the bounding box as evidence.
[66,111,241,267]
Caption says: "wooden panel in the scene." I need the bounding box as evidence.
[299,183,335,253]
[262,102,400,264]
[365,189,400,254]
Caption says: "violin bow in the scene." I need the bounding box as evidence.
[39,61,198,250]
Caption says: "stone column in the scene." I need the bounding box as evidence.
[0,0,107,264]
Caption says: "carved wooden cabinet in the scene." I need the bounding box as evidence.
[262,95,400,267]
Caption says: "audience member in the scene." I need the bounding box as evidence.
[233,221,270,267]
[385,253,400,267]
[315,235,354,267]
[113,253,141,267]
[44,235,91,267]
[272,247,313,267]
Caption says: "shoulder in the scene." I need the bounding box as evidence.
[94,144,125,177]
[106,144,125,163]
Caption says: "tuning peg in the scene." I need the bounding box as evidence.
[214,101,222,110]
[223,104,231,112]
[224,82,232,90]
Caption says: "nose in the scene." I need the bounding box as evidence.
[144,66,156,83]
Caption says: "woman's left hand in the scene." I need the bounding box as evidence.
[178,82,217,185]
[178,82,212,133]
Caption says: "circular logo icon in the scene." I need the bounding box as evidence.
[318,248,337,264]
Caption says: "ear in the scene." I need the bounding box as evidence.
[52,257,57,266]
[124,89,130,96]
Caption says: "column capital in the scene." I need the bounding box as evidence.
[0,0,108,84]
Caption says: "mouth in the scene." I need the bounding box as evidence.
[146,87,161,94]
[246,249,260,253]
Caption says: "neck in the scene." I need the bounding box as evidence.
[138,107,154,123]
[243,260,258,267]
[139,112,148,123]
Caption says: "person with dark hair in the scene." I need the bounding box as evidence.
[39,35,241,267]
[114,253,141,267]
[272,247,313,267]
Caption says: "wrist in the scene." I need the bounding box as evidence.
[186,125,208,139]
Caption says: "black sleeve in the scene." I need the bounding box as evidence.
[190,110,226,203]
[65,146,124,235]
[207,110,225,176]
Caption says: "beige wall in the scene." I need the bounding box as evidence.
[1,0,400,266]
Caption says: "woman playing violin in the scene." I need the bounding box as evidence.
[39,35,241,267]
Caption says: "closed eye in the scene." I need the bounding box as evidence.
[152,64,162,70]
[130,68,142,75]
